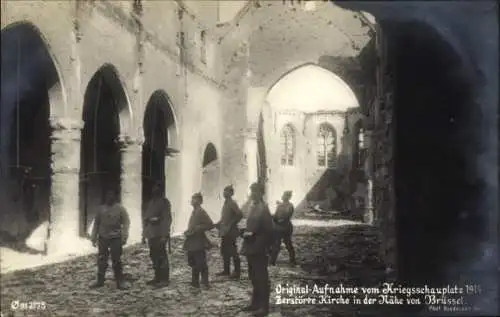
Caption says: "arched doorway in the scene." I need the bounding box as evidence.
[142,90,177,216]
[0,22,60,252]
[200,143,221,221]
[387,21,478,285]
[79,64,130,237]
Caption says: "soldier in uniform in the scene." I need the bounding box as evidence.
[142,183,172,288]
[269,190,297,267]
[215,185,243,279]
[240,183,274,317]
[90,190,130,290]
[183,192,214,289]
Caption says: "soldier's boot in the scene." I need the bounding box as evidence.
[253,283,270,316]
[154,263,170,288]
[216,256,230,276]
[285,237,297,266]
[288,248,297,267]
[230,256,241,280]
[201,266,210,290]
[146,268,160,286]
[113,263,127,290]
[89,272,105,289]
[242,288,259,311]
[191,268,200,288]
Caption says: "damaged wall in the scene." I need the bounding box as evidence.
[217,0,373,209]
[0,0,228,253]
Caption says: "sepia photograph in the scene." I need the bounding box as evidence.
[0,0,498,316]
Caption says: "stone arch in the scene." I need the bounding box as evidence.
[1,21,68,118]
[265,63,360,108]
[376,18,480,286]
[200,142,221,221]
[0,21,67,252]
[202,142,218,168]
[82,63,132,133]
[141,89,179,214]
[258,64,360,206]
[79,63,131,237]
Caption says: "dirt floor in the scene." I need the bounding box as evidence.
[1,222,394,317]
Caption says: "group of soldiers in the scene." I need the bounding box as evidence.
[89,182,296,317]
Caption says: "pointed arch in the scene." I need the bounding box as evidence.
[280,123,296,166]
[317,123,337,168]
[202,142,218,168]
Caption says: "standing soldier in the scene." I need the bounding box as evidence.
[270,190,297,267]
[241,183,274,317]
[183,193,214,290]
[215,185,243,279]
[143,183,172,288]
[90,190,130,290]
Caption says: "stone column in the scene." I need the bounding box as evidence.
[48,117,83,255]
[119,135,142,244]
[363,130,375,225]
[245,125,259,190]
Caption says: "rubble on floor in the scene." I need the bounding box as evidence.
[1,223,388,317]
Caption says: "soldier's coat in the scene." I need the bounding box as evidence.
[183,206,214,251]
[240,200,274,256]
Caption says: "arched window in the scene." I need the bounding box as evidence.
[356,127,367,168]
[317,123,337,168]
[280,124,295,166]
[200,30,207,64]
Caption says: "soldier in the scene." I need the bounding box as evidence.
[215,185,243,279]
[142,183,172,288]
[269,190,297,267]
[183,192,214,290]
[90,190,130,290]
[240,183,274,317]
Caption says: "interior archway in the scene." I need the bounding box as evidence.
[142,90,177,214]
[387,21,479,287]
[201,142,221,221]
[260,64,360,211]
[0,22,59,253]
[79,64,129,237]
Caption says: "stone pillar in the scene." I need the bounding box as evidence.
[48,117,83,255]
[119,135,142,244]
[245,125,259,191]
[363,130,375,225]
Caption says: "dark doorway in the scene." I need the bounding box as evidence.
[79,64,128,237]
[200,142,220,220]
[0,23,56,251]
[389,22,479,286]
[142,90,176,215]
[202,143,217,168]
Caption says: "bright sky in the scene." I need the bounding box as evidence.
[266,64,359,113]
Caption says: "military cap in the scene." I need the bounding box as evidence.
[193,192,203,199]
[250,182,264,194]
[283,190,293,198]
[224,184,234,193]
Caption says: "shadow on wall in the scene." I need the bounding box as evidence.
[0,22,59,254]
